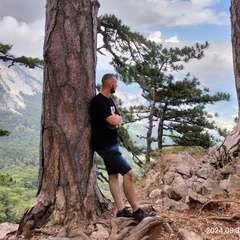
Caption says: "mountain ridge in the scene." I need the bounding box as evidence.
[0,61,43,115]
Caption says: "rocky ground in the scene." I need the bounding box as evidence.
[131,150,240,240]
[1,149,240,240]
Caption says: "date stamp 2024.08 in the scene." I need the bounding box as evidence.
[206,227,240,235]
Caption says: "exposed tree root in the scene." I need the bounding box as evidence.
[109,218,136,238]
[109,216,171,240]
[206,214,240,223]
[200,199,240,212]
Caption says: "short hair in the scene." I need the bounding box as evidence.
[102,73,116,87]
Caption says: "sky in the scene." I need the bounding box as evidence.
[0,0,236,130]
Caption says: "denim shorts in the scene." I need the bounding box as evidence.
[96,143,132,176]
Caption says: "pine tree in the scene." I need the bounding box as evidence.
[98,15,230,161]
[0,43,43,68]
[0,128,10,136]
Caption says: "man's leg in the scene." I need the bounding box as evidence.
[122,170,139,212]
[109,173,124,210]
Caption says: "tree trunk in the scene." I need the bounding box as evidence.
[16,0,109,238]
[157,109,165,150]
[216,0,240,165]
[145,85,157,162]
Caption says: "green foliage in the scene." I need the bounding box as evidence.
[172,146,207,154]
[0,43,12,54]
[0,42,43,69]
[0,128,10,136]
[0,185,36,223]
[0,167,38,223]
[0,93,41,170]
[0,173,15,186]
[0,94,40,223]
[170,124,214,149]
[99,15,230,154]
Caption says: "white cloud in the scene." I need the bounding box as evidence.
[99,0,230,28]
[0,16,45,58]
[148,31,163,43]
[165,36,180,43]
[182,41,233,82]
[147,31,180,44]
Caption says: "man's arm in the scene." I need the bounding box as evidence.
[106,114,122,128]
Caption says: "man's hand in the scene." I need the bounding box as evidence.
[108,124,119,130]
[106,114,122,127]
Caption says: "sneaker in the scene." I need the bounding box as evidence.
[133,208,145,223]
[116,207,132,218]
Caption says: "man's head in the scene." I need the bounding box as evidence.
[102,73,118,94]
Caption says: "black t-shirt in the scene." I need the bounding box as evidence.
[90,93,120,150]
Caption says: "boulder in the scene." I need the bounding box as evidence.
[149,188,161,199]
[196,163,217,179]
[201,179,226,198]
[186,176,204,194]
[178,228,203,240]
[186,189,208,204]
[161,186,182,201]
[162,171,175,185]
[162,197,189,211]
[220,163,236,178]
[175,164,191,178]
[224,174,240,197]
[235,164,240,176]
[0,222,18,240]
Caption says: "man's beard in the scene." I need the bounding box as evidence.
[110,87,115,94]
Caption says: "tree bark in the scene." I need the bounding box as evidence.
[216,0,240,165]
[145,85,157,162]
[16,0,109,237]
[157,110,165,150]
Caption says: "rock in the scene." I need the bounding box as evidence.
[149,188,161,198]
[220,164,236,178]
[186,189,208,204]
[0,222,18,240]
[161,185,171,198]
[196,163,217,179]
[161,186,182,201]
[186,176,204,194]
[235,164,240,176]
[172,173,185,186]
[162,171,175,185]
[145,169,161,189]
[219,178,228,190]
[178,228,203,240]
[173,183,189,199]
[162,197,189,211]
[225,174,240,197]
[201,179,226,198]
[175,164,191,178]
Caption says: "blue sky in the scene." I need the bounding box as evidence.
[0,0,236,130]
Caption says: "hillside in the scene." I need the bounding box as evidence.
[0,61,148,224]
[1,149,240,239]
[131,150,240,240]
[1,62,239,239]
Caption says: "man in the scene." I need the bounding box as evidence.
[90,73,144,222]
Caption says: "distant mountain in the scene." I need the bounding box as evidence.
[0,61,146,113]
[0,61,43,115]
[0,61,148,170]
[0,61,43,170]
